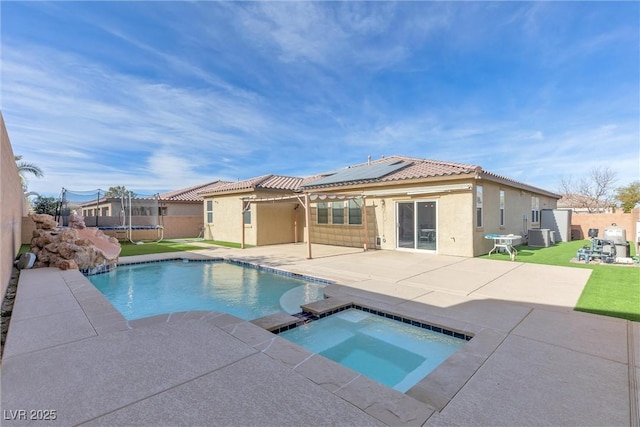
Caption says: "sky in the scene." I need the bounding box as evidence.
[2,1,638,197]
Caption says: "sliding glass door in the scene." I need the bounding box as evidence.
[396,200,437,251]
[397,202,415,249]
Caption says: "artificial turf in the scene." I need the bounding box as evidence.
[114,239,253,255]
[118,241,205,257]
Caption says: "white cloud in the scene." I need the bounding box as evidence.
[2,2,637,197]
[231,2,446,71]
[2,42,281,193]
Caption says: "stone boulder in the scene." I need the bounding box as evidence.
[68,211,86,229]
[31,213,59,230]
[29,214,121,273]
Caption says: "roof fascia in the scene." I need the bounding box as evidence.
[477,172,560,199]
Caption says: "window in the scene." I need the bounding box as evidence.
[348,199,362,225]
[531,196,540,223]
[331,202,345,224]
[317,203,329,224]
[499,190,505,227]
[243,202,251,225]
[206,200,213,224]
[158,207,167,216]
[476,185,483,228]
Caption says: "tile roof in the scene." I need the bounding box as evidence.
[189,155,559,199]
[159,180,231,202]
[302,156,480,188]
[303,155,559,198]
[198,174,304,195]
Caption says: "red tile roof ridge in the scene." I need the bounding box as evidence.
[200,174,305,194]
[160,180,231,201]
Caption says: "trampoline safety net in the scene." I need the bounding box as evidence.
[57,188,163,242]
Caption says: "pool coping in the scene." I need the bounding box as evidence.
[91,256,498,412]
[4,247,632,426]
[2,262,439,425]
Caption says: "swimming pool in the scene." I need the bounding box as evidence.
[280,308,466,392]
[88,260,328,321]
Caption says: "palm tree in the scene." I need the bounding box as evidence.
[15,155,44,192]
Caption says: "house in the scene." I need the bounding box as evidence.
[199,175,309,246]
[557,193,616,213]
[199,156,560,257]
[73,181,230,239]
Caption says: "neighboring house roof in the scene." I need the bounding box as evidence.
[160,180,230,202]
[558,194,587,209]
[557,193,615,210]
[198,174,304,196]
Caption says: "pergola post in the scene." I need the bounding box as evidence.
[361,196,368,251]
[294,208,298,243]
[304,192,312,259]
[241,200,246,249]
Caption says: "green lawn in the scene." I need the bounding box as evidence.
[19,239,249,257]
[200,240,253,249]
[480,240,640,321]
[118,241,206,257]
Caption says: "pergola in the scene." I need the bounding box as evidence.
[240,192,369,259]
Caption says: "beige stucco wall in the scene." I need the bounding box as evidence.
[201,177,558,257]
[472,180,558,256]
[21,216,37,245]
[256,202,301,245]
[161,215,203,239]
[23,214,203,244]
[1,114,25,301]
[97,216,202,241]
[203,194,237,243]
[312,178,558,257]
[203,191,309,246]
[570,208,639,243]
[165,201,202,216]
[308,181,477,256]
[366,190,474,257]
[80,200,201,219]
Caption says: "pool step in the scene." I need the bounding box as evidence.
[292,311,319,323]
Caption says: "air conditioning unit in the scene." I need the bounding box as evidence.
[528,229,551,247]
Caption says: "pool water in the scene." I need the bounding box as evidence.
[88,261,326,320]
[280,308,466,392]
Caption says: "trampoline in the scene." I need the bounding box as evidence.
[57,188,164,243]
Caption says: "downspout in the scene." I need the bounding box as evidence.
[294,204,299,243]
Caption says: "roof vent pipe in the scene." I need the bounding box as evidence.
[367,155,371,165]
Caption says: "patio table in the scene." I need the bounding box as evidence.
[485,234,521,261]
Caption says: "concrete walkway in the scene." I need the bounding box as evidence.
[1,244,638,426]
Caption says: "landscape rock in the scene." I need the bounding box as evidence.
[68,211,86,229]
[29,213,121,273]
[30,213,59,230]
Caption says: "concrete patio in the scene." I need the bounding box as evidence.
[1,244,638,426]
